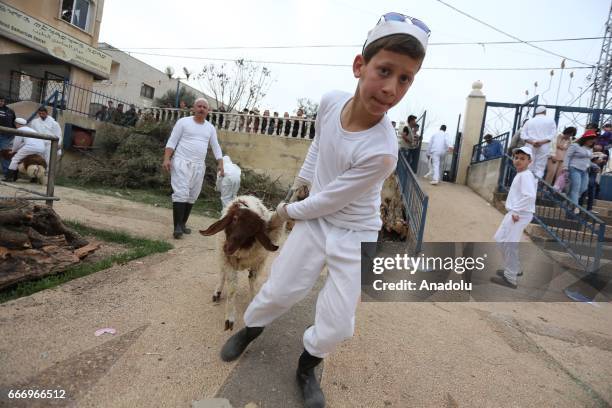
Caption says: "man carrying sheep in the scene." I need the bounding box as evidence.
[162,98,224,239]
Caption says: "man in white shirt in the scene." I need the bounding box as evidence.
[427,124,452,185]
[3,118,46,182]
[29,106,63,166]
[520,105,557,178]
[163,98,224,239]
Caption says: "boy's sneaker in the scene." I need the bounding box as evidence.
[430,180,439,185]
[490,275,517,289]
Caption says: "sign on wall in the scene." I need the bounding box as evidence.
[0,2,111,78]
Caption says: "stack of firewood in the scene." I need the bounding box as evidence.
[0,199,99,290]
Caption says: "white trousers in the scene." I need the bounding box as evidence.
[528,144,550,178]
[244,218,377,358]
[431,152,445,182]
[218,174,241,208]
[9,147,46,171]
[494,211,532,280]
[171,156,205,203]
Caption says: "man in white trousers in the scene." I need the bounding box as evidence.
[520,105,557,178]
[163,98,224,239]
[29,106,62,166]
[216,155,241,208]
[2,118,45,182]
[492,146,537,288]
[427,124,451,185]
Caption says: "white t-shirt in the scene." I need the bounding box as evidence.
[165,117,222,163]
[520,115,557,143]
[506,169,537,214]
[427,131,450,154]
[12,126,46,152]
[30,116,63,158]
[286,90,398,231]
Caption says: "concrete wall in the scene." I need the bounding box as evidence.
[466,158,502,203]
[93,44,213,108]
[217,130,310,186]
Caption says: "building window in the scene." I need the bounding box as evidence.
[61,0,91,31]
[140,84,155,99]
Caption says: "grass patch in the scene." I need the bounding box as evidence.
[0,221,173,304]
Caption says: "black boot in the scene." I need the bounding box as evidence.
[182,203,193,234]
[172,202,185,239]
[297,349,325,408]
[220,326,264,362]
[2,169,17,182]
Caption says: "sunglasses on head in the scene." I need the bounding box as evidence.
[380,12,431,36]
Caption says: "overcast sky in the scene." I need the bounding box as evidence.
[99,0,610,139]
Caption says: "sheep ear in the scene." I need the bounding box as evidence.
[256,231,278,252]
[199,214,231,236]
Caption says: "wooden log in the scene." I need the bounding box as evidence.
[0,208,33,226]
[30,205,89,248]
[0,227,31,249]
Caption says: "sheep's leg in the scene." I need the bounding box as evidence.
[248,268,258,302]
[224,269,238,331]
[213,266,227,302]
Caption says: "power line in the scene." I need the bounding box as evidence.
[123,51,594,71]
[434,0,595,67]
[101,36,605,51]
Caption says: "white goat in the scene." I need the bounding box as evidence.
[200,196,284,330]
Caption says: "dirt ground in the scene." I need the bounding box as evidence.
[0,184,610,408]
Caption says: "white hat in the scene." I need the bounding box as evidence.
[15,118,27,125]
[364,14,430,52]
[515,145,533,157]
[535,105,547,114]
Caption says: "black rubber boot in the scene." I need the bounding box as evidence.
[2,169,17,182]
[296,349,325,408]
[220,326,264,362]
[182,203,193,234]
[172,202,185,239]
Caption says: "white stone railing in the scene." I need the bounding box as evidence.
[141,108,316,140]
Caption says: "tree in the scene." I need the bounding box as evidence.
[154,87,197,108]
[296,98,319,117]
[197,59,273,112]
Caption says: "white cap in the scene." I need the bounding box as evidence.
[15,118,27,125]
[535,105,546,114]
[515,145,533,157]
[364,18,429,52]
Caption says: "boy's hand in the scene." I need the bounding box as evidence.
[162,158,171,172]
[512,214,520,223]
[275,202,292,222]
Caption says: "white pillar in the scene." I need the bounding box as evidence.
[457,81,486,185]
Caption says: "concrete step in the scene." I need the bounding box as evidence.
[594,199,612,209]
[525,223,606,244]
[530,234,612,260]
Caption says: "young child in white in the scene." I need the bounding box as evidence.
[219,12,431,408]
[493,146,537,288]
[427,124,451,185]
[216,155,241,208]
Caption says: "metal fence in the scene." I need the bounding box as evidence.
[498,154,606,273]
[396,151,429,254]
[7,71,135,125]
[471,132,510,164]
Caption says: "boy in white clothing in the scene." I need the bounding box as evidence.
[427,124,451,185]
[492,146,537,288]
[219,12,430,407]
[216,155,241,208]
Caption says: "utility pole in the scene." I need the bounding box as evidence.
[589,2,612,113]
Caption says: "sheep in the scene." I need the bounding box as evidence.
[199,195,285,331]
[0,151,47,185]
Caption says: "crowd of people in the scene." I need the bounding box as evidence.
[93,100,139,127]
[508,107,611,213]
